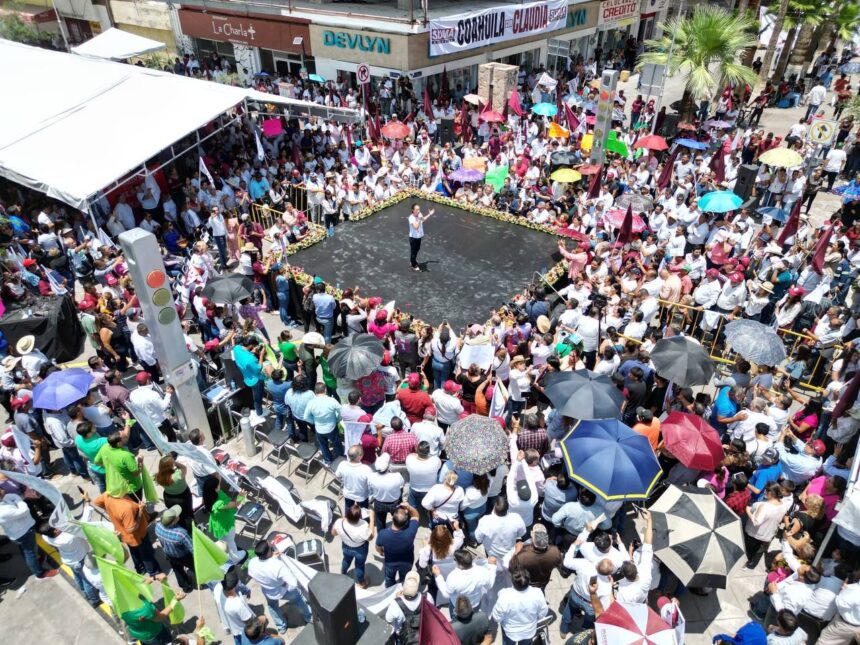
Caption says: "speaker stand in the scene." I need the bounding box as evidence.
[289,609,393,645]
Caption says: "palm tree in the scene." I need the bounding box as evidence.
[758,0,790,83]
[772,0,821,81]
[638,7,759,120]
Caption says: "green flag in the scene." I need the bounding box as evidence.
[485,165,509,192]
[80,522,125,562]
[192,525,228,585]
[95,556,152,616]
[161,583,186,625]
[141,467,159,504]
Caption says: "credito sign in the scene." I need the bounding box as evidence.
[598,0,639,25]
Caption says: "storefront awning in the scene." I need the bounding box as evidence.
[71,27,166,60]
[0,3,57,24]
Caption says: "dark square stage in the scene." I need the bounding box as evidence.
[289,198,560,329]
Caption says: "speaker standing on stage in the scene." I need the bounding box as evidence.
[408,203,434,271]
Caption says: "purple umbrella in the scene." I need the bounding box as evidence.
[32,368,94,410]
[448,168,485,182]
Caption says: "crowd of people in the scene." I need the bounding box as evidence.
[0,36,859,645]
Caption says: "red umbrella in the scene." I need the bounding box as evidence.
[555,228,591,244]
[381,120,410,139]
[660,411,724,470]
[604,208,647,232]
[633,134,668,151]
[578,163,603,176]
[480,110,505,123]
[677,122,697,132]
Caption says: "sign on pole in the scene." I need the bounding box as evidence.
[589,70,618,166]
[808,119,837,145]
[638,63,665,96]
[356,64,370,85]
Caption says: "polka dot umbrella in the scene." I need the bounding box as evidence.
[443,414,508,475]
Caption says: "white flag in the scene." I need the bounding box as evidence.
[254,129,266,162]
[97,227,117,249]
[490,380,509,420]
[0,469,79,535]
[730,130,743,151]
[143,168,161,203]
[198,156,214,185]
[46,270,67,296]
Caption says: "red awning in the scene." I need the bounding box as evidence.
[0,4,58,24]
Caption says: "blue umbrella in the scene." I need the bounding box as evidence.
[308,73,326,83]
[531,102,558,117]
[32,368,93,410]
[559,418,661,501]
[834,182,860,203]
[840,62,860,74]
[757,206,788,223]
[699,190,744,213]
[674,138,708,150]
[449,168,485,182]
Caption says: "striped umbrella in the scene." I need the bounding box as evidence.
[648,485,745,588]
[595,602,675,645]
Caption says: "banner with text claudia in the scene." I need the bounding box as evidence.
[429,0,569,57]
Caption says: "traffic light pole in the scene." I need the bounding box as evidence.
[118,229,214,447]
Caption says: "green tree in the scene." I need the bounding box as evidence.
[758,0,790,83]
[0,14,43,45]
[638,7,759,120]
[772,0,822,81]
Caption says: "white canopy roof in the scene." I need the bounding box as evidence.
[0,39,360,211]
[71,27,165,60]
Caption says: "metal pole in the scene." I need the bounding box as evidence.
[50,0,69,50]
[651,0,683,134]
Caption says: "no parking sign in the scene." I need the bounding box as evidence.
[357,64,370,85]
[808,119,837,145]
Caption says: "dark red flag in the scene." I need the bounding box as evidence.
[709,150,725,183]
[776,198,802,246]
[508,88,524,117]
[460,103,471,142]
[833,369,860,421]
[418,597,459,645]
[423,84,433,120]
[587,169,601,200]
[656,149,678,190]
[439,67,449,103]
[811,226,834,275]
[616,204,634,246]
[565,102,580,132]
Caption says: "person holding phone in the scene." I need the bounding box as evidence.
[408,203,434,271]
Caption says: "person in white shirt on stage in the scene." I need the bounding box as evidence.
[408,202,434,271]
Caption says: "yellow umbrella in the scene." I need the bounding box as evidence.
[551,168,582,183]
[463,156,487,171]
[581,133,593,150]
[758,148,804,168]
[548,122,570,138]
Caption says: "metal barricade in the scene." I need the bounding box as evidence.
[250,203,282,230]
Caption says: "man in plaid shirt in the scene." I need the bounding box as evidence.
[153,505,195,593]
[516,413,549,456]
[381,418,417,464]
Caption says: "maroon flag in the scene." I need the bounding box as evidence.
[616,204,634,246]
[556,89,564,123]
[833,369,860,421]
[709,150,725,183]
[423,85,433,120]
[656,149,678,190]
[418,597,459,645]
[460,103,472,142]
[344,124,353,152]
[587,170,601,200]
[811,226,834,275]
[776,198,802,246]
[439,66,449,104]
[508,88,524,117]
[291,143,303,171]
[565,103,580,132]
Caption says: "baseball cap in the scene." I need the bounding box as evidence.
[531,524,549,551]
[424,406,437,419]
[517,478,532,501]
[402,571,420,597]
[160,504,183,526]
[375,453,391,472]
[811,439,826,456]
[10,395,31,410]
[407,373,421,388]
[135,371,151,385]
[443,380,462,394]
[705,268,719,279]
[728,272,744,284]
[1,432,14,448]
[22,258,37,268]
[788,286,806,297]
[762,447,779,464]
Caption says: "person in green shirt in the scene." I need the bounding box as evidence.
[74,421,107,493]
[277,329,298,380]
[121,598,175,645]
[94,432,142,499]
[202,478,246,563]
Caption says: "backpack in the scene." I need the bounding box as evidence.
[394,332,412,355]
[395,598,421,645]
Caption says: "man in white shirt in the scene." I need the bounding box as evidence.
[576,530,631,572]
[562,544,615,629]
[38,521,100,604]
[114,194,136,230]
[131,323,160,382]
[817,581,860,644]
[213,569,255,641]
[368,453,405,532]
[411,409,444,456]
[492,569,548,644]
[475,497,527,560]
[207,208,229,271]
[128,371,176,441]
[729,398,778,452]
[408,203,434,271]
[824,143,847,190]
[575,310,601,369]
[247,540,313,633]
[433,549,497,614]
[615,510,653,604]
[431,381,464,429]
[0,489,56,580]
[806,82,827,121]
[335,445,372,513]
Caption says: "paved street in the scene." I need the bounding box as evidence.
[0,64,852,645]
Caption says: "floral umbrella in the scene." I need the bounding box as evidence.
[444,415,508,475]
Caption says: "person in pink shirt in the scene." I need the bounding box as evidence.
[368,310,397,340]
[557,238,588,280]
[800,474,847,521]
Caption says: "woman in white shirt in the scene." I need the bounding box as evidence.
[461,474,490,547]
[743,482,786,568]
[421,471,465,522]
[331,504,374,588]
[430,326,459,390]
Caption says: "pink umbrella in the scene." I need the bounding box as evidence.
[604,208,646,232]
[480,110,505,123]
[595,602,676,645]
[585,115,596,125]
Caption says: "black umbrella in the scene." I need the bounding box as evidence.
[724,319,787,366]
[650,336,715,386]
[202,274,255,304]
[550,151,578,167]
[543,370,624,420]
[327,333,385,380]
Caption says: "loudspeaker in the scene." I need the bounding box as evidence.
[439,118,455,145]
[307,573,358,645]
[658,114,681,138]
[733,164,758,201]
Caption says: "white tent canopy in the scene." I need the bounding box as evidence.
[0,39,360,212]
[71,27,166,60]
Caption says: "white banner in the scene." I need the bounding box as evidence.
[429,0,569,57]
[598,0,639,26]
